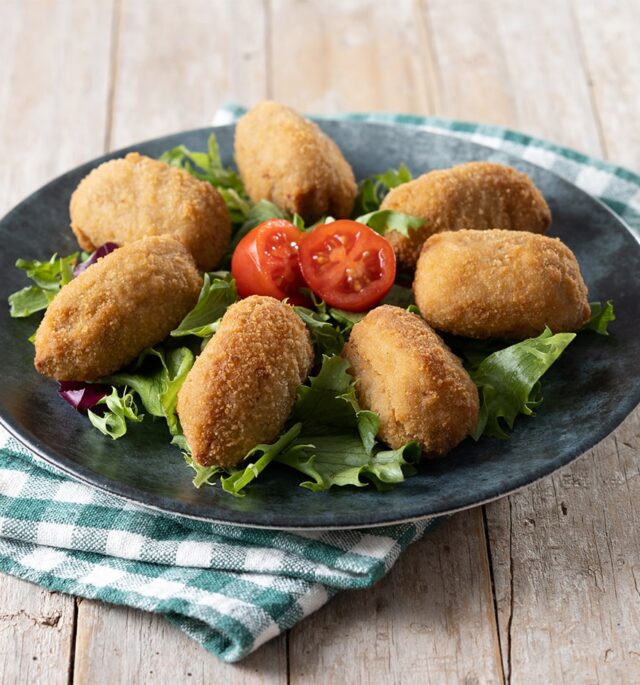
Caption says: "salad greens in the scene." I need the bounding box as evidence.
[9,252,83,318]
[5,131,618,496]
[585,300,615,335]
[465,328,576,440]
[354,163,412,214]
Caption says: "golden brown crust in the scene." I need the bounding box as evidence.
[413,229,591,339]
[381,162,551,269]
[69,152,231,270]
[343,306,479,456]
[34,236,202,381]
[234,101,357,222]
[176,295,314,468]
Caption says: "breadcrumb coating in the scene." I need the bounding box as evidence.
[177,295,314,468]
[70,152,231,270]
[234,101,357,222]
[343,306,479,456]
[414,229,590,339]
[381,162,551,269]
[34,236,202,381]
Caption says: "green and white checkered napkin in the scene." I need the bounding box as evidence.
[1,105,638,663]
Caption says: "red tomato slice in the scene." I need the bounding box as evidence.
[231,219,308,305]
[298,220,396,311]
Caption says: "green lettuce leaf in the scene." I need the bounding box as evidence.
[8,252,81,317]
[294,306,345,357]
[171,272,238,338]
[353,164,413,214]
[585,300,615,335]
[160,133,244,192]
[355,209,423,237]
[328,308,365,335]
[277,438,420,491]
[220,424,303,496]
[275,356,420,492]
[88,387,143,439]
[104,346,195,435]
[469,328,575,439]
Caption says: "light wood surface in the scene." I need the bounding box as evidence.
[0,1,638,683]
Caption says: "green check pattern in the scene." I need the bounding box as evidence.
[0,104,638,663]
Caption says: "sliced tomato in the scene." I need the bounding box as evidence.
[298,220,396,311]
[231,219,308,305]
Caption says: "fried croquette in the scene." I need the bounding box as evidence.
[344,306,479,456]
[381,162,551,269]
[176,295,314,468]
[234,101,357,222]
[70,152,231,270]
[34,236,202,381]
[414,229,590,339]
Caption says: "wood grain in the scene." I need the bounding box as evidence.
[289,513,504,685]
[269,0,437,114]
[425,1,640,681]
[0,1,114,682]
[424,0,601,154]
[74,600,286,685]
[72,1,288,681]
[109,0,268,149]
[572,0,640,171]
[487,411,640,684]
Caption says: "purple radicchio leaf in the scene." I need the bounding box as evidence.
[58,381,109,413]
[73,242,119,277]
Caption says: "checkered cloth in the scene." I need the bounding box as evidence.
[1,105,638,663]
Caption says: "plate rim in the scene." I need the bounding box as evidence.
[1,120,639,530]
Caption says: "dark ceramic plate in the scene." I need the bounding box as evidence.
[1,122,639,529]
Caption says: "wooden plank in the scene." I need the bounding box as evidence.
[424,0,601,154]
[427,1,640,681]
[486,410,640,683]
[572,0,640,171]
[109,0,269,149]
[270,1,504,681]
[73,1,287,681]
[74,600,287,685]
[289,513,503,685]
[0,0,114,683]
[269,0,437,114]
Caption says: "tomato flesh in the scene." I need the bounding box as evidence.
[231,219,308,305]
[298,220,396,311]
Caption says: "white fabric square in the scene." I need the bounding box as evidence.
[297,584,329,617]
[21,547,67,572]
[36,522,75,548]
[349,534,396,560]
[575,166,611,196]
[522,146,558,169]
[0,470,28,498]
[105,530,145,559]
[80,565,125,588]
[175,540,211,567]
[53,481,94,504]
[138,577,185,600]
[244,548,284,571]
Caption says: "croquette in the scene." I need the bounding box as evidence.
[413,229,590,339]
[234,101,357,222]
[344,306,479,456]
[70,152,231,270]
[381,162,551,269]
[177,295,314,468]
[34,236,202,381]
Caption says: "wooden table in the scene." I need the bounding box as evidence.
[1,1,639,683]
